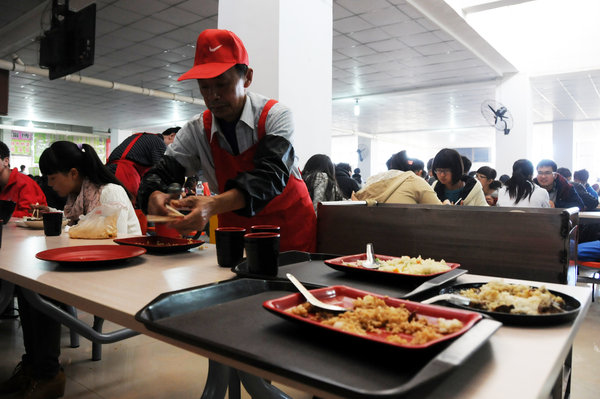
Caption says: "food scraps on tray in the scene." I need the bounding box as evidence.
[459,281,566,315]
[288,295,463,345]
[344,255,451,275]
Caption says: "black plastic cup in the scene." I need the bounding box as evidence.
[42,212,63,236]
[244,232,280,276]
[0,200,16,225]
[215,227,246,268]
[251,224,280,234]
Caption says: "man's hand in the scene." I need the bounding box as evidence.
[168,189,246,235]
[549,200,555,208]
[147,191,180,215]
[169,196,217,234]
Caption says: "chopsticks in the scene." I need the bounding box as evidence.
[166,204,185,217]
[146,204,185,223]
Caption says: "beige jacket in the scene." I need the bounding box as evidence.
[353,170,441,204]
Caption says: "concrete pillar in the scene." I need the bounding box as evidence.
[553,120,573,170]
[218,0,333,165]
[494,73,534,176]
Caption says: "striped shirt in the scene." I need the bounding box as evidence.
[108,133,166,167]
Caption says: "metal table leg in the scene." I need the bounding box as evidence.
[199,360,291,399]
[20,288,139,358]
[200,360,230,399]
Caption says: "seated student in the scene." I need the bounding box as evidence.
[534,159,583,209]
[352,151,441,205]
[431,148,487,206]
[557,167,572,181]
[497,159,550,208]
[408,158,426,178]
[335,162,360,199]
[570,169,598,211]
[0,142,141,399]
[475,166,502,206]
[302,154,344,212]
[0,140,47,217]
[574,169,599,200]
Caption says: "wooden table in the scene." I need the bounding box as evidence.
[0,220,592,399]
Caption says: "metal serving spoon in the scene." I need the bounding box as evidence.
[361,242,379,269]
[286,273,349,312]
[420,293,472,306]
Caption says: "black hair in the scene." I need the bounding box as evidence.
[461,156,472,173]
[432,148,463,185]
[409,158,424,173]
[537,159,557,172]
[161,126,181,136]
[302,154,340,201]
[0,141,9,159]
[507,159,535,204]
[354,168,361,174]
[499,174,510,185]
[574,169,589,183]
[476,166,497,180]
[556,167,571,179]
[426,158,433,171]
[335,162,352,174]
[39,141,131,197]
[234,64,249,77]
[386,151,410,171]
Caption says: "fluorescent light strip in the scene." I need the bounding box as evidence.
[557,79,589,119]
[589,74,600,101]
[531,86,565,118]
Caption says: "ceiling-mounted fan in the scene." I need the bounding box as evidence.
[481,100,513,135]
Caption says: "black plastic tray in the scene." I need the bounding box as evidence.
[233,251,468,299]
[136,278,501,399]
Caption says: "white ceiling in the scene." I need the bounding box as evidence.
[1,0,600,137]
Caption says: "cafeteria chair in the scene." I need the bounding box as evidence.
[576,261,600,301]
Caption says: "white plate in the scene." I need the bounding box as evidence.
[17,218,68,229]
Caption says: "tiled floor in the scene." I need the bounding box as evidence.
[0,286,598,399]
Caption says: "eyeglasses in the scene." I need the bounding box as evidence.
[434,168,452,175]
[537,171,555,176]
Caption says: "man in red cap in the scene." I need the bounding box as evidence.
[138,29,316,251]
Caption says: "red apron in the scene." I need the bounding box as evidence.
[204,100,316,252]
[108,133,152,203]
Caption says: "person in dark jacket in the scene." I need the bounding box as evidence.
[352,168,362,185]
[335,163,360,199]
[533,159,584,210]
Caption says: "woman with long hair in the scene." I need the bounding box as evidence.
[302,154,344,212]
[0,142,142,399]
[431,148,487,206]
[37,141,141,234]
[497,159,550,207]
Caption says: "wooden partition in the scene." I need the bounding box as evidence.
[316,202,579,284]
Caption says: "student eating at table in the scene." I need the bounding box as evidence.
[431,148,488,206]
[0,140,47,218]
[0,141,141,399]
[137,29,316,251]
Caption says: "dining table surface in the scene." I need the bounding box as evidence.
[0,219,592,399]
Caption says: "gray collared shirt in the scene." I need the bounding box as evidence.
[166,91,300,194]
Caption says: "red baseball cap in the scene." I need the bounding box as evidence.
[178,29,249,81]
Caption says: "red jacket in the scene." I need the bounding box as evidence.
[0,168,47,218]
